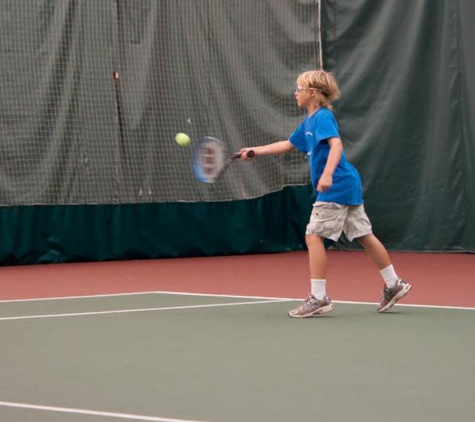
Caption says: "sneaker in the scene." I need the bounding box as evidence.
[377,279,413,313]
[288,294,334,318]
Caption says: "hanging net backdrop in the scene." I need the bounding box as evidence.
[0,0,321,205]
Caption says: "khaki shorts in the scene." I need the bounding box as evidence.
[306,202,373,242]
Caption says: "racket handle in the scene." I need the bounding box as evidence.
[232,150,255,159]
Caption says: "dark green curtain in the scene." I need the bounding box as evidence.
[323,0,474,251]
[0,0,473,266]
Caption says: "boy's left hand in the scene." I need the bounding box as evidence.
[317,174,333,192]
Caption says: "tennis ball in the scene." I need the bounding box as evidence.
[175,132,191,146]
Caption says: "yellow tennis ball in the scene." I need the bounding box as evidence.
[175,132,191,146]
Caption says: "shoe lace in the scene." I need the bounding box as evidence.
[300,294,318,309]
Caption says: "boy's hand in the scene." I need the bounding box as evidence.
[317,173,333,192]
[239,148,255,160]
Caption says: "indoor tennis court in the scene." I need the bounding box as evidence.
[1,251,474,422]
[1,1,475,422]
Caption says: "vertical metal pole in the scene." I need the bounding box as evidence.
[317,0,323,69]
[111,0,128,202]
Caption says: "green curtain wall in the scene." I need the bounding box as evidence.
[323,0,475,252]
[1,0,474,266]
[0,186,314,265]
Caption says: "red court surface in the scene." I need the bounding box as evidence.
[0,251,473,308]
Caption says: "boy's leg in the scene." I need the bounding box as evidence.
[307,234,328,301]
[306,234,327,279]
[288,203,344,318]
[356,233,391,270]
[344,207,413,312]
[288,234,334,318]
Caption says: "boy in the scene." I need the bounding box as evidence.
[240,70,412,317]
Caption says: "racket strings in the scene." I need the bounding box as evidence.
[202,147,219,176]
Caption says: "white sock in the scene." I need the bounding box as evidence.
[311,279,326,300]
[380,265,399,288]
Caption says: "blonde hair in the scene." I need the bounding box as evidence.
[296,70,340,110]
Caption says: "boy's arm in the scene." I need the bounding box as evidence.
[317,137,343,192]
[240,140,295,159]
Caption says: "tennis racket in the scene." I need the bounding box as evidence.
[191,136,255,183]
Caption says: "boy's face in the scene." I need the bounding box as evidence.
[294,85,316,110]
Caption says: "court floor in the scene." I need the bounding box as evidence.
[1,287,474,422]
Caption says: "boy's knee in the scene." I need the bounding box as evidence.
[305,234,325,247]
[357,233,384,249]
[356,233,373,243]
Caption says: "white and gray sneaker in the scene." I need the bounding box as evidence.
[288,294,334,318]
[378,279,413,313]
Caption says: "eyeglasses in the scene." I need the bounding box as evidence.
[295,85,317,94]
[294,86,325,97]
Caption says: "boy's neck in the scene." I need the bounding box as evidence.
[307,104,321,116]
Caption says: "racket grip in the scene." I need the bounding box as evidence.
[233,150,255,159]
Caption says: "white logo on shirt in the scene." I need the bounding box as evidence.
[305,131,313,136]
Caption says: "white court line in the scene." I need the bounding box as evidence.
[0,290,474,311]
[0,400,205,422]
[0,299,291,321]
[0,291,162,303]
[0,290,289,303]
[333,300,475,311]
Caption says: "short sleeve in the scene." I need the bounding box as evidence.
[289,123,307,153]
[314,111,340,143]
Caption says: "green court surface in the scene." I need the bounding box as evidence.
[1,292,474,422]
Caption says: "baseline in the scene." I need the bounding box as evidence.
[0,400,205,422]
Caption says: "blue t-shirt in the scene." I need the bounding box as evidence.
[289,107,363,205]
